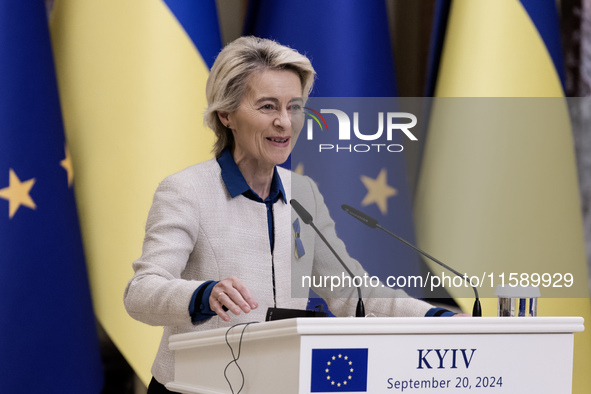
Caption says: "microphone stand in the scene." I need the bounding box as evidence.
[342,204,481,317]
[375,223,481,317]
[291,199,365,317]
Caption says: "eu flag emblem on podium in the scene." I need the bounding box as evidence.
[311,348,368,392]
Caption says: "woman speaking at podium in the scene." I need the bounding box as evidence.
[124,36,455,393]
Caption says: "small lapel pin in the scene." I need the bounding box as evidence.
[292,218,305,259]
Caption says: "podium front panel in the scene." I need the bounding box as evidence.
[167,317,583,394]
[299,332,574,393]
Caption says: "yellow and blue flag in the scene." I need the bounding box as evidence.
[432,0,565,97]
[246,1,427,303]
[416,0,591,392]
[161,0,221,69]
[51,0,221,385]
[0,1,102,392]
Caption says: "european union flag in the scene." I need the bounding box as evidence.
[246,1,426,304]
[290,97,425,301]
[0,1,103,392]
[311,348,368,392]
[245,0,397,96]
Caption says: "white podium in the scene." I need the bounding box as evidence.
[167,317,584,394]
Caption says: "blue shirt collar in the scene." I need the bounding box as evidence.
[217,149,286,203]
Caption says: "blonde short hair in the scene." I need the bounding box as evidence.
[205,36,316,157]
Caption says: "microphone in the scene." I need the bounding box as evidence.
[341,204,482,317]
[291,199,313,225]
[291,199,365,318]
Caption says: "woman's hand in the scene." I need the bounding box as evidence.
[209,276,258,322]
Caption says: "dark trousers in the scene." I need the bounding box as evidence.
[147,377,180,394]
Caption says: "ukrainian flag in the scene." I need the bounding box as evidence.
[415,1,591,392]
[50,0,221,385]
[433,0,565,96]
[0,1,102,391]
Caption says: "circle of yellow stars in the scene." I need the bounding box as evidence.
[0,145,74,219]
[325,353,355,388]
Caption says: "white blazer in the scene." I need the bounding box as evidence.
[124,158,433,384]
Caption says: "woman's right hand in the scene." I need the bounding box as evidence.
[209,276,258,322]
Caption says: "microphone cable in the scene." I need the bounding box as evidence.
[223,321,258,394]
